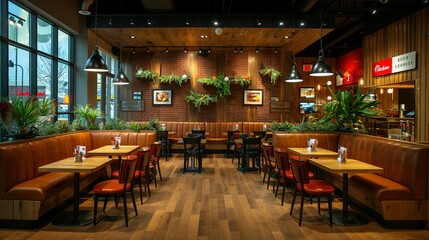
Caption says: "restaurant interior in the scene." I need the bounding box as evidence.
[0,0,428,239]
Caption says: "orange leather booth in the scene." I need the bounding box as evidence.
[0,130,156,226]
[272,132,429,226]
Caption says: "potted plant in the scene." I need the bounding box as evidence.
[230,75,252,88]
[0,96,56,139]
[185,89,217,110]
[135,68,158,83]
[198,73,231,97]
[74,104,103,130]
[259,64,281,85]
[318,86,383,131]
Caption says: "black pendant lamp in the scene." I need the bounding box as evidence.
[84,0,108,72]
[285,63,303,82]
[285,5,303,83]
[310,14,333,77]
[112,30,129,85]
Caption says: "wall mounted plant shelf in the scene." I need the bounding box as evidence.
[135,68,158,83]
[259,64,281,85]
[185,89,217,110]
[159,74,189,86]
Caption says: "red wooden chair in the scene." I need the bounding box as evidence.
[290,158,335,227]
[262,143,276,191]
[149,142,162,187]
[92,157,138,227]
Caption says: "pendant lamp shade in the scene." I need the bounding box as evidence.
[113,68,129,85]
[310,50,333,76]
[285,63,303,82]
[84,46,108,72]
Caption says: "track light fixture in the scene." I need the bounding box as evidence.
[8,16,15,25]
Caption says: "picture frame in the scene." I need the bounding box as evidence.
[243,89,263,106]
[299,87,316,99]
[299,101,315,114]
[153,89,172,105]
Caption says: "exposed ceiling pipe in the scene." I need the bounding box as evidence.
[79,0,94,15]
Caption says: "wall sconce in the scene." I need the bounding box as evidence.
[326,80,332,86]
[317,84,321,91]
[380,88,384,94]
[359,77,364,86]
[327,96,332,101]
[387,88,393,94]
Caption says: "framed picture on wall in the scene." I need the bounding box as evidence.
[153,89,172,105]
[299,87,315,98]
[243,89,263,106]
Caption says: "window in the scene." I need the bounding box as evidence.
[96,49,118,120]
[58,29,70,61]
[8,45,29,97]
[37,55,52,98]
[57,62,70,121]
[37,18,52,54]
[8,2,30,46]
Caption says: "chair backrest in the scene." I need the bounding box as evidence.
[388,128,403,139]
[183,136,202,154]
[254,131,267,139]
[156,130,169,141]
[232,131,242,139]
[262,143,273,165]
[119,158,138,184]
[274,148,291,172]
[191,129,206,139]
[150,142,162,159]
[290,158,310,185]
[227,130,240,140]
[243,137,261,153]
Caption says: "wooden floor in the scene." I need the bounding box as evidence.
[0,154,427,240]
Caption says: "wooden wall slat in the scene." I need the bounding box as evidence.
[363,6,429,141]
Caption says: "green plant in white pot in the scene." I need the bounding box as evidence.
[318,86,383,131]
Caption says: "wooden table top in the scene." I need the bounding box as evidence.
[86,145,140,157]
[309,158,384,174]
[287,147,338,158]
[38,157,113,173]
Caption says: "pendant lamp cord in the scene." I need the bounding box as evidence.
[292,2,296,65]
[94,0,98,47]
[119,0,123,69]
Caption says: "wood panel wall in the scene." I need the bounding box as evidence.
[363,6,429,141]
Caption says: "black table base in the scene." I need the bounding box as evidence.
[324,210,369,226]
[52,210,94,226]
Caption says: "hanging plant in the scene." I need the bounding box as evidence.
[185,89,217,110]
[135,68,158,83]
[259,64,281,85]
[198,73,231,97]
[230,75,251,88]
[159,74,189,86]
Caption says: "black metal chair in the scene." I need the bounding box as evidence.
[226,130,239,157]
[182,136,204,173]
[191,129,206,156]
[156,130,171,161]
[239,136,262,173]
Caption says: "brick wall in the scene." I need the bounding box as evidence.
[123,49,334,123]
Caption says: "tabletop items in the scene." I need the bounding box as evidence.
[111,136,121,149]
[306,138,318,152]
[73,145,86,162]
[337,146,347,163]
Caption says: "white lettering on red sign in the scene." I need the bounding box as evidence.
[372,51,416,77]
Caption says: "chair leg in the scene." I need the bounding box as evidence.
[275,178,280,197]
[328,194,333,227]
[299,190,305,226]
[130,188,138,217]
[93,195,99,225]
[183,157,186,173]
[138,177,143,205]
[157,163,163,181]
[281,181,287,206]
[199,156,202,173]
[262,166,267,184]
[123,191,128,227]
[290,187,297,215]
[147,179,151,196]
[317,195,321,215]
[114,194,119,208]
[154,172,158,188]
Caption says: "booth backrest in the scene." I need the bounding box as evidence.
[272,132,340,152]
[0,131,93,199]
[242,122,271,134]
[90,130,156,149]
[160,122,204,138]
[338,133,429,200]
[205,122,243,139]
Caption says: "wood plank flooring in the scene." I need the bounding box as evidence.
[0,154,427,240]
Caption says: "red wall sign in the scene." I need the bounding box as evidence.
[372,51,416,77]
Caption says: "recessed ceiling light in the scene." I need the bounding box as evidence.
[257,19,262,26]
[186,19,190,25]
[300,21,305,26]
[213,20,219,26]
[284,36,289,39]
[279,21,284,26]
[200,35,208,39]
[129,35,136,39]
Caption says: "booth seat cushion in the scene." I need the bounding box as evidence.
[349,173,413,201]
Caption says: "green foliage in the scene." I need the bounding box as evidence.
[270,121,295,131]
[127,122,144,131]
[159,74,189,86]
[74,104,103,129]
[318,86,383,131]
[259,65,281,85]
[135,68,158,83]
[104,118,128,130]
[38,120,73,136]
[230,75,252,88]
[0,96,56,139]
[147,118,161,130]
[198,73,231,97]
[270,120,339,132]
[71,119,87,131]
[185,89,217,110]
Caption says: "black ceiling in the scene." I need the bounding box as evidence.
[89,0,428,57]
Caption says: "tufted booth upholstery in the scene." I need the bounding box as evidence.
[0,130,156,225]
[272,132,429,223]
